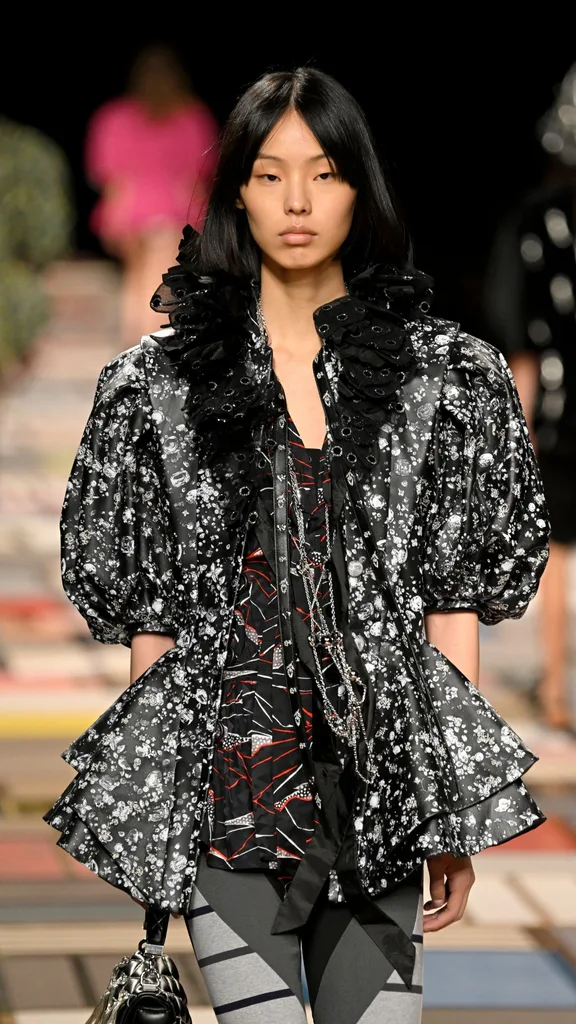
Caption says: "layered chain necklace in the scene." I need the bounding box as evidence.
[257,296,375,784]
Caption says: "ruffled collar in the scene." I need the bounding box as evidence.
[151,226,433,465]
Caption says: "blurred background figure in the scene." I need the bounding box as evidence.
[0,115,72,388]
[85,43,218,343]
[485,62,576,733]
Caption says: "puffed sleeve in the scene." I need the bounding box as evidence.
[60,349,179,646]
[422,332,550,625]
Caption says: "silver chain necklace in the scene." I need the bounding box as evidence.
[256,295,267,340]
[286,447,375,783]
[257,292,375,782]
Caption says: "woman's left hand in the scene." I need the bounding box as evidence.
[423,853,475,932]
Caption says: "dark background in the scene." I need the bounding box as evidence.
[3,28,576,337]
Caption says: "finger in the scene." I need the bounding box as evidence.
[423,872,472,931]
[423,873,474,932]
[424,897,447,911]
[425,861,446,910]
[423,892,462,932]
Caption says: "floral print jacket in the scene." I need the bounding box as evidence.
[45,254,550,913]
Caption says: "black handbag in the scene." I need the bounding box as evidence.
[86,907,192,1024]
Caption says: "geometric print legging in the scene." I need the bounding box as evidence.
[185,857,423,1024]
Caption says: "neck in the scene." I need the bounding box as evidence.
[259,258,347,355]
[136,91,186,117]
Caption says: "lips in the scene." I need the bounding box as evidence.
[280,227,317,245]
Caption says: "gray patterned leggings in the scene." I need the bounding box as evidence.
[185,858,423,1024]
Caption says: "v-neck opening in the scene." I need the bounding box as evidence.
[287,415,327,456]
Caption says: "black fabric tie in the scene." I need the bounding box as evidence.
[271,757,416,989]
[269,420,416,990]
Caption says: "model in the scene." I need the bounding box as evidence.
[46,68,550,1024]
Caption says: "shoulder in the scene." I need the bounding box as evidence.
[93,342,148,406]
[93,331,181,404]
[88,98,136,132]
[444,330,520,430]
[95,330,188,407]
[413,317,508,384]
[447,329,509,382]
[83,344,159,451]
[412,319,517,426]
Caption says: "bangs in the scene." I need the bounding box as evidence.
[234,74,363,188]
[184,67,409,278]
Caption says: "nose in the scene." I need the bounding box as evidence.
[284,177,311,217]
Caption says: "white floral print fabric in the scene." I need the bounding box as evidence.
[45,287,549,912]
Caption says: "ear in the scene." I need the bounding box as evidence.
[235,198,245,210]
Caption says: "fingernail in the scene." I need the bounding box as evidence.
[432,899,445,906]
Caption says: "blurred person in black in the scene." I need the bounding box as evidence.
[485,63,576,732]
[85,43,218,344]
[0,116,72,387]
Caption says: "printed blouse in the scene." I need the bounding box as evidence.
[202,421,345,881]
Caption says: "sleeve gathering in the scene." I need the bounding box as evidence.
[422,332,550,625]
[60,350,179,645]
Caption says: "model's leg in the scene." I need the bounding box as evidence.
[302,871,423,1024]
[538,540,571,729]
[116,234,145,346]
[185,858,307,1024]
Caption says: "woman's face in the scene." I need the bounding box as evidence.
[239,111,357,273]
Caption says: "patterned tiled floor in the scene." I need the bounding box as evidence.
[1,261,576,1021]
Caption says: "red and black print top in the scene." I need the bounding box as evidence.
[202,418,344,881]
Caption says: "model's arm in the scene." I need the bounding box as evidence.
[424,609,479,684]
[422,609,478,931]
[130,632,176,684]
[507,351,539,439]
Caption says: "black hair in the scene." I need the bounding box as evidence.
[183,67,410,278]
[128,44,192,102]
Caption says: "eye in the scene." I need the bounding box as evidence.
[316,171,334,181]
[258,173,280,182]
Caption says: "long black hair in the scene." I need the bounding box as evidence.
[183,67,410,278]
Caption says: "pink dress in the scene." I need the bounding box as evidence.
[85,97,218,240]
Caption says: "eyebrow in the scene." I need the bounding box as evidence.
[256,152,327,163]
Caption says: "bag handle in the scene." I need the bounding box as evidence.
[142,906,170,954]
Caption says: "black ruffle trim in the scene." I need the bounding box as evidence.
[315,266,433,463]
[151,228,281,460]
[151,226,433,467]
